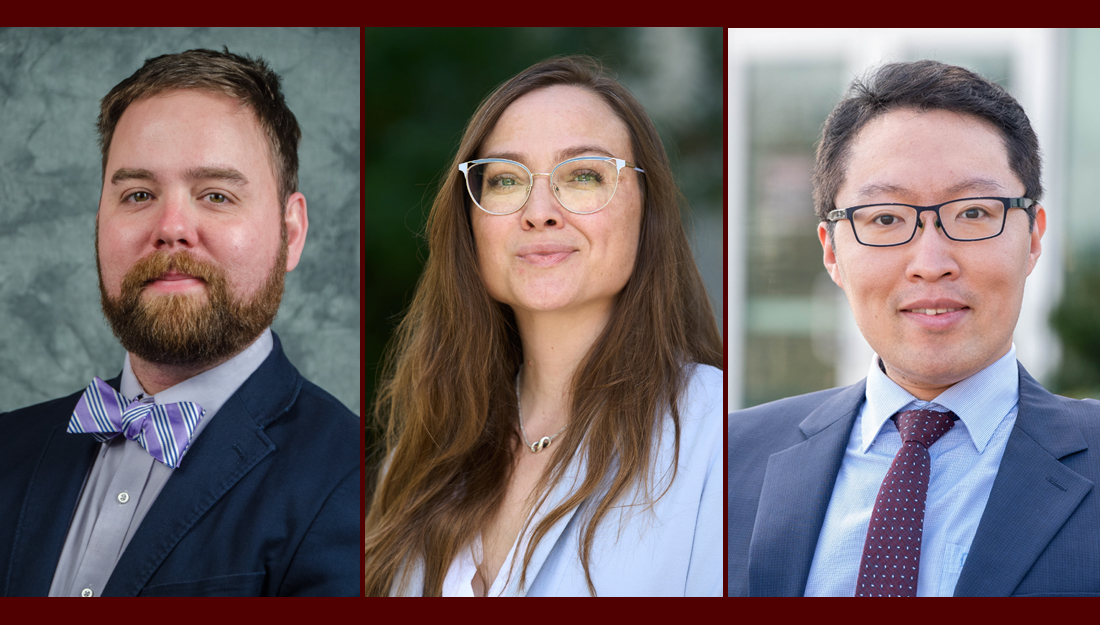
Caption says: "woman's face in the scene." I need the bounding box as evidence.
[471,85,643,321]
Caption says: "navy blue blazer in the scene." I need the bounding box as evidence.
[0,333,360,596]
[728,363,1100,596]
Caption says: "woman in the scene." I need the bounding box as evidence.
[364,56,723,596]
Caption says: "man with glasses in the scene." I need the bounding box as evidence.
[727,60,1100,596]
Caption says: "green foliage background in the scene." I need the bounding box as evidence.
[1050,254,1100,398]
[1050,30,1100,400]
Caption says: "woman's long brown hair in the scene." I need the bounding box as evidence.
[364,56,722,596]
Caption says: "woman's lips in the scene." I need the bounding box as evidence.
[516,245,576,267]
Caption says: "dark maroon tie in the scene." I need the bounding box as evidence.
[855,408,956,597]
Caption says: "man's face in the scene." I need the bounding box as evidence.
[97,89,307,367]
[819,107,1045,399]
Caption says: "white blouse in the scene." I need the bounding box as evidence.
[421,364,723,597]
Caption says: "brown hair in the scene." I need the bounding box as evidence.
[813,59,1041,234]
[97,47,301,209]
[363,55,722,596]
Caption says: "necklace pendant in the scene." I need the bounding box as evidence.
[530,436,552,453]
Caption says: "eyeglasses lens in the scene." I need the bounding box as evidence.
[466,158,619,215]
[466,160,530,215]
[851,198,1006,245]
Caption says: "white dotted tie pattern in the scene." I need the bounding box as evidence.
[855,409,956,597]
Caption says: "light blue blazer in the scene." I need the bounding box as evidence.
[401,364,723,596]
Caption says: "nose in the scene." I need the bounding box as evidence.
[151,189,198,250]
[520,173,566,231]
[905,209,959,282]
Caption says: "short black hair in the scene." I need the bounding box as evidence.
[813,60,1041,233]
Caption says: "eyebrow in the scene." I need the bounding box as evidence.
[480,145,619,168]
[109,166,249,186]
[944,177,1009,196]
[185,166,249,186]
[110,168,156,185]
[851,177,1010,204]
[555,145,616,162]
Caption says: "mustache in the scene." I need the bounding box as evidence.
[120,250,223,293]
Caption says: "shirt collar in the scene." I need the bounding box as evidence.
[860,344,1019,454]
[119,328,274,440]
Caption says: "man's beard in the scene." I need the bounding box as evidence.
[98,234,288,368]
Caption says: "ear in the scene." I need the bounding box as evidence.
[283,191,309,272]
[819,222,844,289]
[1025,204,1045,277]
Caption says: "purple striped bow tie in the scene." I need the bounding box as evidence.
[67,377,206,469]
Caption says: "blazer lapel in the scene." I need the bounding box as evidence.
[954,364,1092,596]
[748,381,865,596]
[6,420,99,596]
[498,447,588,596]
[101,340,302,597]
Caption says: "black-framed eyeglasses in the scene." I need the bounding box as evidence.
[826,197,1036,247]
[458,156,644,215]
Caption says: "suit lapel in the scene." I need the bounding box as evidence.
[748,381,865,596]
[102,338,302,597]
[954,364,1092,596]
[6,420,99,596]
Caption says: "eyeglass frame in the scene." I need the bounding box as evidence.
[458,156,645,216]
[825,196,1037,247]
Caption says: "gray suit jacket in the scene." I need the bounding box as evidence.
[727,363,1100,596]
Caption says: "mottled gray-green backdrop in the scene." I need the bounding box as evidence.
[0,28,360,414]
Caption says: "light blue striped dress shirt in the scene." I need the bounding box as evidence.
[804,345,1020,596]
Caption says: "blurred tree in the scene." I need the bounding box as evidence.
[1050,255,1100,399]
[1051,29,1100,401]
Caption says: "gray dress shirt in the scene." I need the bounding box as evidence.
[48,329,274,597]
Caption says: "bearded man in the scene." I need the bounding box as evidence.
[0,49,359,597]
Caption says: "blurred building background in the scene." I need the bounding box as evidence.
[365,28,724,413]
[728,28,1100,409]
